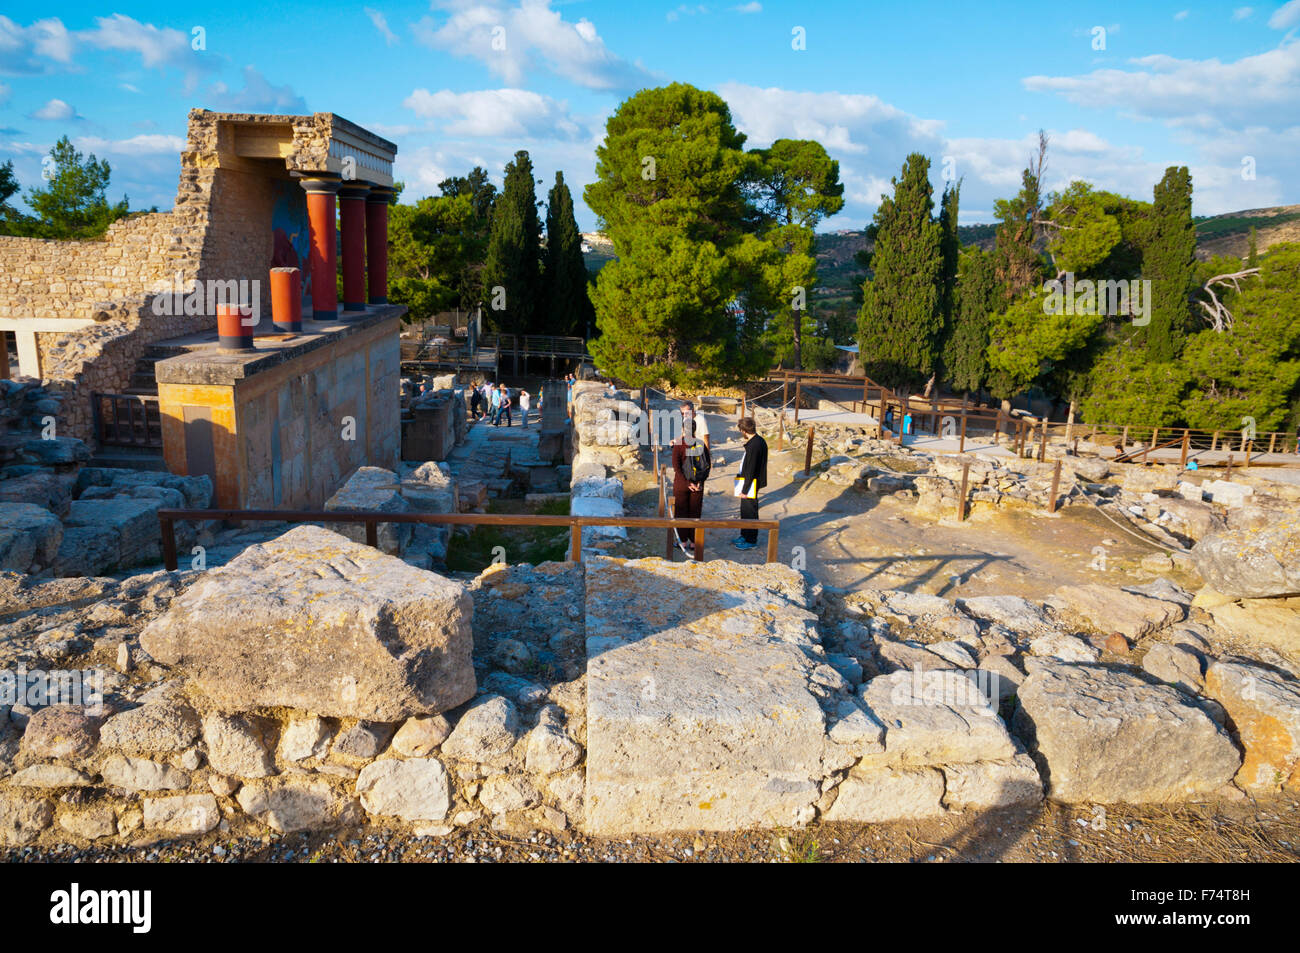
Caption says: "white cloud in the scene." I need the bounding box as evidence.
[206,66,307,113]
[413,0,655,90]
[712,82,1276,225]
[667,4,709,21]
[733,2,763,13]
[31,98,76,121]
[1174,10,1189,21]
[73,133,186,156]
[0,83,9,106]
[403,87,582,139]
[365,8,400,45]
[1233,7,1254,21]
[0,16,75,73]
[1023,39,1300,127]
[81,15,191,69]
[1270,1,1300,29]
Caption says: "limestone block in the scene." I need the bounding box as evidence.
[139,526,475,721]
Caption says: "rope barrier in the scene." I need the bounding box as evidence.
[1067,484,1189,553]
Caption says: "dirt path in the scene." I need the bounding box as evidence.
[620,413,1193,600]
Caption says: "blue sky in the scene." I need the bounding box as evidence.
[3,1,1298,230]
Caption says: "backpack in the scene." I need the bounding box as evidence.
[683,439,711,484]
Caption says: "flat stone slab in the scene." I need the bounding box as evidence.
[1203,660,1300,792]
[139,525,475,721]
[584,557,828,834]
[1014,662,1240,804]
[1047,583,1184,639]
[858,669,1018,767]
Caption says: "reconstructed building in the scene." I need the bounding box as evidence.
[0,110,406,508]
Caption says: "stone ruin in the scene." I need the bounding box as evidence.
[1,510,1298,848]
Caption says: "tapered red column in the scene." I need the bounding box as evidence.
[366,186,394,305]
[301,177,340,321]
[339,183,369,313]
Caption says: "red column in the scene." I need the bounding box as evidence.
[339,183,369,313]
[302,177,340,321]
[366,187,393,305]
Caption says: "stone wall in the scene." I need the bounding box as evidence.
[3,527,1300,848]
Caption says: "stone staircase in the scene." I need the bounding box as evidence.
[443,417,546,509]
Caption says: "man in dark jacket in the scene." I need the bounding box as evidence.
[733,417,768,550]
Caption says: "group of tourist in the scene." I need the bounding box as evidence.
[670,401,768,554]
[462,374,769,552]
[468,380,532,428]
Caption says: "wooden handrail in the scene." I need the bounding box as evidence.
[157,507,781,571]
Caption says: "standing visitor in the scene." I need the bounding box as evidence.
[469,380,483,419]
[566,374,575,420]
[672,418,710,556]
[519,389,531,427]
[490,383,501,425]
[479,380,492,420]
[499,384,513,427]
[680,401,710,450]
[732,417,767,551]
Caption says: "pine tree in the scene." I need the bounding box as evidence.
[1140,166,1195,363]
[748,139,844,369]
[584,83,752,387]
[542,171,595,337]
[20,137,129,239]
[483,150,543,334]
[856,153,943,389]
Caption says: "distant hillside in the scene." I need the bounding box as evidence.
[1194,205,1300,261]
[580,206,1297,299]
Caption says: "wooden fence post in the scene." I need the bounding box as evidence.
[1180,429,1190,468]
[804,424,816,476]
[959,409,967,454]
[1037,418,1048,462]
[1049,459,1062,514]
[571,524,583,563]
[958,461,971,522]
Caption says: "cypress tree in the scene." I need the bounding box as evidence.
[542,171,595,337]
[483,150,543,334]
[942,246,996,395]
[856,153,943,389]
[938,180,961,353]
[1142,166,1195,363]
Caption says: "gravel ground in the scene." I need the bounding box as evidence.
[6,795,1298,863]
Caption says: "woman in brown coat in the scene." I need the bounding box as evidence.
[671,418,709,554]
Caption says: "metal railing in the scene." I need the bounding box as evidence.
[157,507,781,571]
[92,392,163,448]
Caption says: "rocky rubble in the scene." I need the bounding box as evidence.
[2,523,1300,849]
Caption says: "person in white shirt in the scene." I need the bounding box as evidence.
[519,389,531,427]
[680,401,710,450]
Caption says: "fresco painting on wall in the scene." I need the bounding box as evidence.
[271,179,312,315]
